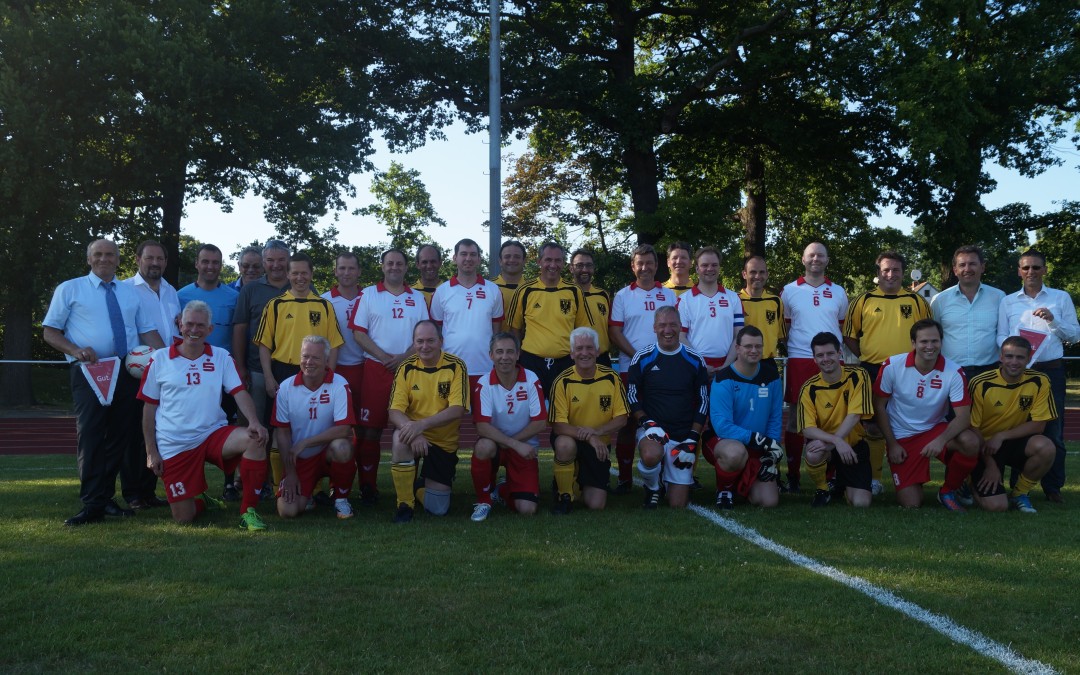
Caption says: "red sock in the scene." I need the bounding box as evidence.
[194,498,206,516]
[702,438,718,467]
[240,456,268,513]
[329,461,355,499]
[715,466,740,491]
[784,431,804,481]
[357,437,381,489]
[471,457,493,505]
[616,443,634,482]
[942,451,979,493]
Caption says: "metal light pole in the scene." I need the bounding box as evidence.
[488,0,502,275]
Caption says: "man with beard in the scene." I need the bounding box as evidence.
[570,249,612,367]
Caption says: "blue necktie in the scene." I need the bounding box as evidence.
[104,281,128,357]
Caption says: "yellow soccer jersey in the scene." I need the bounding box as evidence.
[548,364,629,444]
[843,290,931,365]
[969,368,1057,438]
[663,279,693,297]
[738,290,786,359]
[796,365,874,446]
[389,351,470,451]
[506,279,593,358]
[492,274,525,316]
[254,291,345,365]
[416,285,439,309]
[579,287,612,354]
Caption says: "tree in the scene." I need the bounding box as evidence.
[357,162,447,254]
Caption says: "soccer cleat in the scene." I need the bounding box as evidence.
[614,479,633,495]
[222,484,240,502]
[239,508,267,531]
[470,503,492,522]
[871,479,884,497]
[551,493,573,515]
[199,493,225,511]
[334,498,354,519]
[313,491,333,507]
[359,485,379,507]
[643,487,661,510]
[393,503,414,523]
[811,489,832,508]
[1009,494,1037,514]
[715,490,734,510]
[780,477,800,494]
[259,484,275,502]
[491,479,507,506]
[691,477,704,491]
[955,481,974,507]
[937,490,967,513]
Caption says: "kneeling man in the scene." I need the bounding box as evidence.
[273,336,357,519]
[139,301,269,530]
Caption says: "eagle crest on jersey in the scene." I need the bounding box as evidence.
[900,304,912,319]
[597,303,607,316]
[600,395,611,412]
[765,309,776,324]
[309,311,322,326]
[560,299,571,314]
[438,381,451,400]
[1019,395,1033,411]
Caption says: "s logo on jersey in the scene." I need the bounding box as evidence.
[320,390,331,404]
[202,361,216,372]
[515,389,528,401]
[405,297,416,307]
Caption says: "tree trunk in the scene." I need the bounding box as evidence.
[622,143,661,246]
[740,149,767,258]
[0,292,37,406]
[160,167,186,287]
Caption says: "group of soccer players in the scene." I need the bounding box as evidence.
[54,235,1071,530]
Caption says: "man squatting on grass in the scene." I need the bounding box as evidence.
[138,301,270,531]
[272,335,357,520]
[628,305,710,510]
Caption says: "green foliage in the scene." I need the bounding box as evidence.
[356,161,447,254]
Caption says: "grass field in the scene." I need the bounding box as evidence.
[1,450,1078,673]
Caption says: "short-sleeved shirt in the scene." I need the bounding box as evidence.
[781,277,849,359]
[709,359,784,444]
[321,287,365,366]
[873,351,970,439]
[124,272,182,345]
[233,276,291,372]
[930,283,1004,367]
[137,342,244,459]
[969,368,1057,438]
[177,282,239,350]
[389,351,470,450]
[578,286,612,354]
[626,344,709,440]
[844,290,931,365]
[429,276,504,375]
[349,283,429,355]
[609,283,677,372]
[416,285,439,309]
[677,285,745,363]
[472,366,547,445]
[506,279,592,359]
[491,274,524,315]
[254,291,344,366]
[549,365,629,444]
[796,365,875,446]
[271,370,355,458]
[663,279,693,297]
[43,273,156,362]
[738,290,786,360]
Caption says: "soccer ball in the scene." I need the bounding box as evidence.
[125,345,155,379]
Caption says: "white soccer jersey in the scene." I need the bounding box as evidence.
[429,276,504,376]
[472,366,547,445]
[272,370,355,458]
[873,351,970,439]
[781,277,849,358]
[676,285,745,362]
[137,343,244,460]
[322,287,366,366]
[348,283,429,355]
[610,282,677,373]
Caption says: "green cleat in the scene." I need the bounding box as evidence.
[199,493,225,511]
[239,507,267,531]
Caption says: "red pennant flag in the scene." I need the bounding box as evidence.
[81,357,121,406]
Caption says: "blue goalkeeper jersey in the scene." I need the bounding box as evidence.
[709,360,783,443]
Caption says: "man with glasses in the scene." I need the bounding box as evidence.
[229,246,264,290]
[570,249,612,367]
[997,249,1080,504]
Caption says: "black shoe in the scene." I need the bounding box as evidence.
[643,487,661,510]
[1046,491,1065,504]
[691,477,704,491]
[259,484,275,502]
[393,503,414,523]
[138,495,168,509]
[811,489,832,507]
[551,493,573,515]
[715,490,734,510]
[360,485,380,507]
[312,491,333,508]
[780,477,801,494]
[105,500,136,517]
[614,479,633,495]
[222,484,240,502]
[828,479,844,501]
[65,508,105,526]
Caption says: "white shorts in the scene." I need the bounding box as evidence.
[635,428,696,486]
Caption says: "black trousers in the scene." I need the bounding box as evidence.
[122,398,161,502]
[70,365,139,510]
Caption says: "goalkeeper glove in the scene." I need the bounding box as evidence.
[670,438,698,470]
[639,419,668,444]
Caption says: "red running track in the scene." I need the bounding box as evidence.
[4,410,1080,456]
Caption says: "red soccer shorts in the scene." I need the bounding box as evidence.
[498,445,541,502]
[890,422,952,490]
[335,362,365,423]
[784,357,820,404]
[359,360,395,429]
[161,426,240,503]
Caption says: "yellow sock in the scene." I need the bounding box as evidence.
[269,447,283,486]
[554,459,576,499]
[1010,473,1038,498]
[805,458,829,492]
[867,436,885,483]
[391,462,417,508]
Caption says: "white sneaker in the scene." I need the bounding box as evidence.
[871,479,884,496]
[471,502,492,522]
[335,498,354,519]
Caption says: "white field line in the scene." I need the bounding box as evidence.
[689,505,1059,675]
